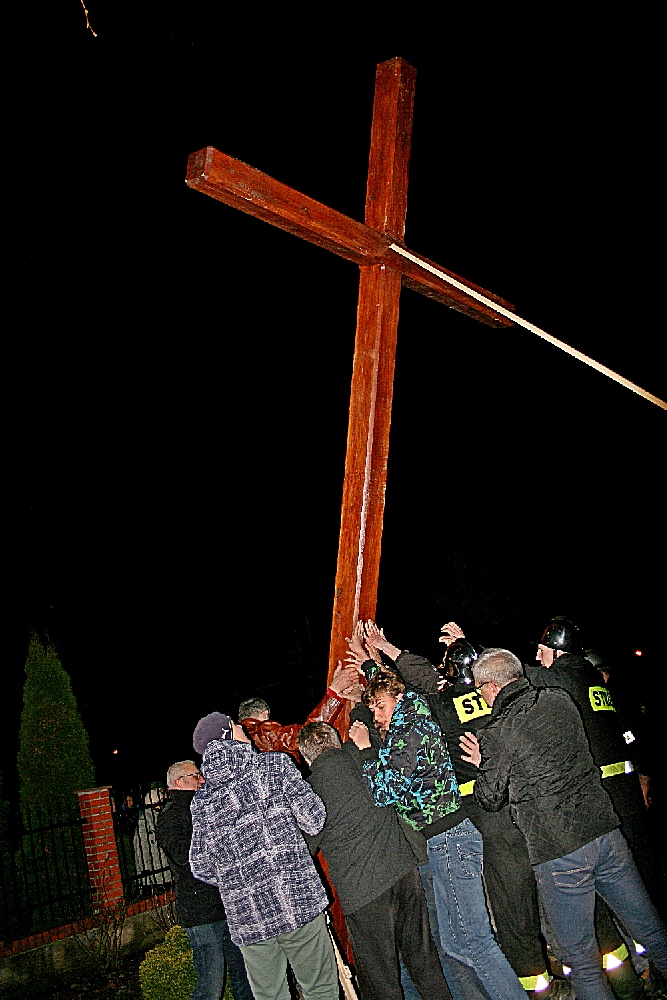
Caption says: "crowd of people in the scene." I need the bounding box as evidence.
[155,617,667,1000]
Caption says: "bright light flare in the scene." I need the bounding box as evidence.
[534,974,551,991]
[635,650,642,656]
[113,750,119,755]
[604,953,623,971]
[635,943,646,954]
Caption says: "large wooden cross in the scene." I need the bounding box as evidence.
[186,57,514,714]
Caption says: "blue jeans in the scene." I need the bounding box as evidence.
[400,864,491,1000]
[427,818,525,1000]
[534,829,667,1000]
[186,919,254,1000]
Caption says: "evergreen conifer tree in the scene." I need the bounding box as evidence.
[18,633,95,811]
[15,636,96,931]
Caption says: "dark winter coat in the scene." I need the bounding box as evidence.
[524,655,646,827]
[525,655,630,772]
[156,789,226,928]
[473,676,618,865]
[304,744,419,915]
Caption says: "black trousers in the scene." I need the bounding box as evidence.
[470,803,547,981]
[345,867,451,1000]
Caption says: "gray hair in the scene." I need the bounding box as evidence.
[473,648,524,689]
[238,697,270,721]
[167,760,197,789]
[298,722,342,764]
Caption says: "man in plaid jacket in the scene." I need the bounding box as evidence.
[189,711,339,1000]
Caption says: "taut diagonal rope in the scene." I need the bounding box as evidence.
[390,244,666,411]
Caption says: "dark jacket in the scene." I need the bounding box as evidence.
[474,677,618,865]
[304,744,418,915]
[525,655,645,823]
[525,655,629,771]
[156,789,226,928]
[395,652,493,789]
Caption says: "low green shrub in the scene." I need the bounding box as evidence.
[139,925,196,1000]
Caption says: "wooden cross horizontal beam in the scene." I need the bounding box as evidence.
[186,146,514,328]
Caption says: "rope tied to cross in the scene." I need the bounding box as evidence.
[390,244,666,411]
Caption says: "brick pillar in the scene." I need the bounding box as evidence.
[76,786,124,909]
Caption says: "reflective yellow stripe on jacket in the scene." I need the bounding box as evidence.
[600,760,634,779]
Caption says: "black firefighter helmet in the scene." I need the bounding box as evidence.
[539,616,583,655]
[443,639,478,686]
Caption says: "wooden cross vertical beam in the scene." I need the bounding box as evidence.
[327,59,416,699]
[184,55,514,722]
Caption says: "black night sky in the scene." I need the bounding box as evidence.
[5,5,664,797]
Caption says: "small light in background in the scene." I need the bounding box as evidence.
[635,943,646,955]
[635,650,642,657]
[113,750,119,755]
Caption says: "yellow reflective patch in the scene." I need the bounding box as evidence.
[601,760,633,779]
[519,972,551,991]
[589,685,615,711]
[452,691,493,723]
[602,943,628,968]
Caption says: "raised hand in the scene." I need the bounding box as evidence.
[345,620,367,659]
[339,681,364,705]
[329,661,359,697]
[364,620,386,648]
[345,622,370,671]
[364,621,401,661]
[439,621,465,646]
[365,641,383,667]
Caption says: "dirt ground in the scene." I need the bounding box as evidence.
[1,951,144,1000]
[0,953,241,1000]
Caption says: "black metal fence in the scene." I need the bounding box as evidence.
[0,798,93,943]
[0,785,174,944]
[111,784,172,903]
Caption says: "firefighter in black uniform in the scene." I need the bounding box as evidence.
[527,618,654,902]
[527,617,656,997]
[359,627,556,998]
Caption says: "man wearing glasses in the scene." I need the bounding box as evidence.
[462,647,667,1000]
[157,760,254,1000]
